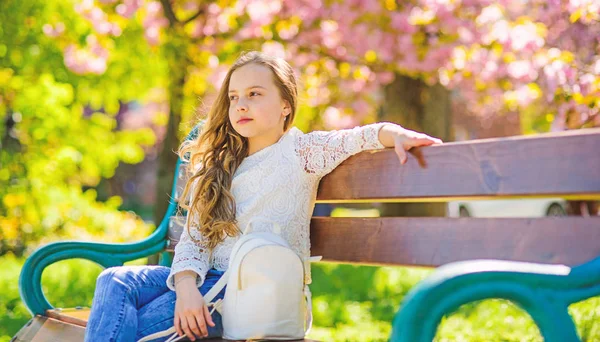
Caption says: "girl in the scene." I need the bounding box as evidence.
[84,51,442,342]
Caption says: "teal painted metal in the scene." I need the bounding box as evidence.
[159,251,173,267]
[391,257,600,341]
[18,159,181,315]
[19,122,203,316]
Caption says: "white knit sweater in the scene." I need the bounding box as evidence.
[166,122,389,291]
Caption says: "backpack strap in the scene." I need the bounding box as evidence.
[137,326,179,342]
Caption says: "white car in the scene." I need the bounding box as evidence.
[447,198,567,217]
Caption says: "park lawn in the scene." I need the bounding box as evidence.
[2,207,599,341]
[2,254,599,342]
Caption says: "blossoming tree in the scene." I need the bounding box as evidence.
[5,0,597,240]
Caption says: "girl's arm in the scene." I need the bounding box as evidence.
[296,122,388,178]
[169,178,214,340]
[166,218,211,291]
[166,179,211,291]
[296,122,442,178]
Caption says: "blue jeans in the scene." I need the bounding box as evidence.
[84,266,226,342]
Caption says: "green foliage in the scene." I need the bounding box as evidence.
[0,0,162,255]
[0,254,30,342]
[308,264,432,341]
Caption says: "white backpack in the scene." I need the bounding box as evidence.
[139,218,320,342]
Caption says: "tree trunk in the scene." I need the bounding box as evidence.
[2,110,26,256]
[148,38,188,264]
[376,74,453,217]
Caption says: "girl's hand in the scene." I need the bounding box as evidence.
[381,124,443,165]
[393,127,442,165]
[174,282,215,341]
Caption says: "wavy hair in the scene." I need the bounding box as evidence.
[178,51,298,249]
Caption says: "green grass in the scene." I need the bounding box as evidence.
[3,207,600,341]
[3,255,600,341]
[0,253,146,342]
[306,262,600,342]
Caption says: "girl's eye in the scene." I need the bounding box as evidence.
[229,92,259,101]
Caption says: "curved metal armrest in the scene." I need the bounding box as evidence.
[391,257,600,342]
[19,182,180,316]
[19,122,204,316]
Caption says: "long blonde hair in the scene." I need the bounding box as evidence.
[178,51,298,249]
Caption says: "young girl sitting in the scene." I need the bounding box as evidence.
[84,50,442,342]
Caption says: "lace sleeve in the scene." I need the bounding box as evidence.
[166,181,211,291]
[295,122,389,178]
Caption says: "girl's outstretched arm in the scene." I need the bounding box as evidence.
[295,122,442,178]
[296,122,388,178]
[377,123,443,165]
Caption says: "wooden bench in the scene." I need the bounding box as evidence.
[15,125,600,341]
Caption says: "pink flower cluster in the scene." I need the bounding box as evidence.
[75,0,123,36]
[142,1,169,45]
[62,0,600,129]
[63,35,109,75]
[42,23,65,38]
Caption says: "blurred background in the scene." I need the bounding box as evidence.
[1,0,599,340]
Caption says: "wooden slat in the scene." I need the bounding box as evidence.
[166,216,600,266]
[46,308,90,327]
[317,128,600,202]
[309,217,600,267]
[12,316,85,342]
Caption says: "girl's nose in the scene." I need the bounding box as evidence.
[236,100,248,112]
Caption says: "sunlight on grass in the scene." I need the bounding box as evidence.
[435,299,543,341]
[330,206,381,218]
[40,257,148,309]
[570,296,600,340]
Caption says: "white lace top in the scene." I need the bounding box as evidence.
[166,122,389,291]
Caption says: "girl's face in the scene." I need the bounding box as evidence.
[228,63,289,141]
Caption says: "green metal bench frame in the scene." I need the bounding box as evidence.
[19,124,202,316]
[392,258,600,341]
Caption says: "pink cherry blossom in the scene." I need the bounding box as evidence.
[63,36,109,75]
[62,0,600,129]
[261,41,286,59]
[246,0,281,26]
[507,60,537,81]
[116,0,143,18]
[509,22,545,52]
[42,23,65,37]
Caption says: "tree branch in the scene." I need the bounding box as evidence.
[580,112,599,128]
[159,0,179,27]
[184,8,205,24]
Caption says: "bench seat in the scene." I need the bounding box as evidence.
[13,308,319,341]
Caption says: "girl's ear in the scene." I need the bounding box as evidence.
[281,101,291,116]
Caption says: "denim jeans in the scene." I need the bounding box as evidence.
[84,266,226,342]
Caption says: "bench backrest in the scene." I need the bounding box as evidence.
[167,127,600,268]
